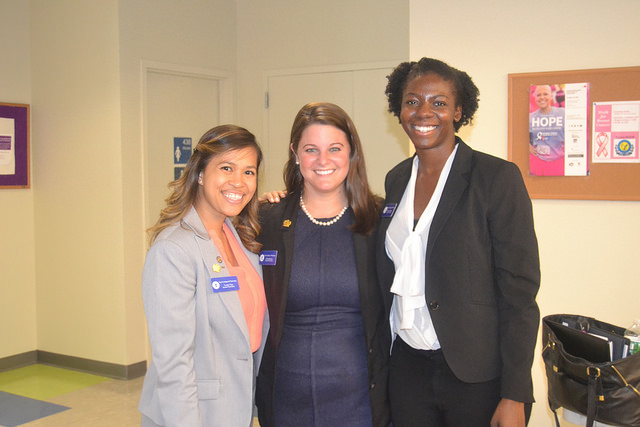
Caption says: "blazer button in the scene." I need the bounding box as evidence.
[370,383,376,389]
[368,347,374,354]
[428,300,440,311]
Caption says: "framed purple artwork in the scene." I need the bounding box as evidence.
[0,103,30,189]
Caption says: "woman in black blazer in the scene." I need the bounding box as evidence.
[256,103,390,427]
[376,58,540,426]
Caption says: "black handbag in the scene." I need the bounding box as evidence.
[542,314,640,427]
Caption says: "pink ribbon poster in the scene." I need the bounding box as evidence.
[592,101,640,163]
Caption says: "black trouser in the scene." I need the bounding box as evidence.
[389,337,531,426]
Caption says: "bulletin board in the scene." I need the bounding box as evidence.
[508,66,640,200]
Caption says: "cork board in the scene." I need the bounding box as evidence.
[508,66,640,200]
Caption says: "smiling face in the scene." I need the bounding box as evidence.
[534,85,553,112]
[400,73,462,154]
[293,123,351,199]
[194,146,258,226]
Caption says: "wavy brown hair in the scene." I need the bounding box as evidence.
[283,102,380,235]
[148,124,263,253]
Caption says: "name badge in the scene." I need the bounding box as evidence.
[211,276,239,293]
[259,250,278,266]
[382,203,397,218]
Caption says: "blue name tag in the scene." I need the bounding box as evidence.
[259,250,278,266]
[211,276,240,293]
[382,203,397,218]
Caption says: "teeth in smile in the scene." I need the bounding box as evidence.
[224,192,243,201]
[414,125,436,133]
[315,169,334,176]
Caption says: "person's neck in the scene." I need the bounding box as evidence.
[300,187,348,218]
[415,139,457,176]
[194,203,226,239]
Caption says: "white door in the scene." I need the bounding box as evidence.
[144,69,225,228]
[264,64,410,196]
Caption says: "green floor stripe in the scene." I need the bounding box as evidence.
[0,364,109,400]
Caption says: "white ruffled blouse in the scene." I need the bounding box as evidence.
[385,144,458,350]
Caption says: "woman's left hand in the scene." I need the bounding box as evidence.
[490,398,525,427]
[258,190,287,203]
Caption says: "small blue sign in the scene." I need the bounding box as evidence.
[174,167,185,181]
[174,137,192,165]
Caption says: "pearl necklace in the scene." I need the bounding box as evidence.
[300,196,348,227]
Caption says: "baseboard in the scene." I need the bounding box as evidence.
[0,351,37,372]
[0,351,146,380]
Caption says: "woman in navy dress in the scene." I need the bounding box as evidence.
[256,102,390,427]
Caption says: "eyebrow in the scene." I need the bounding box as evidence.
[301,141,345,148]
[216,159,257,169]
[404,91,451,99]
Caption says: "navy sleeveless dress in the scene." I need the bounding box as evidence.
[273,209,373,426]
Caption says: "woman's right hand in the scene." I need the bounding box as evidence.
[259,190,287,204]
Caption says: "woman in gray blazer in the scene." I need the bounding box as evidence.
[138,125,269,427]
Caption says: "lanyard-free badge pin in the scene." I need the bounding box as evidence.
[259,250,277,266]
[211,276,239,293]
[382,203,397,218]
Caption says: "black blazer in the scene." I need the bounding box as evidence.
[376,139,541,403]
[255,192,391,427]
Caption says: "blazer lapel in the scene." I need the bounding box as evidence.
[278,194,299,298]
[184,207,251,345]
[427,139,472,260]
[379,157,414,238]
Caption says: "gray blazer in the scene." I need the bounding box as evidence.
[139,206,268,427]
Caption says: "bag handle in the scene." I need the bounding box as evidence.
[551,407,561,427]
[586,366,603,427]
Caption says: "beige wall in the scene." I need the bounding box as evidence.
[29,0,127,362]
[0,0,409,366]
[117,0,238,365]
[0,0,238,365]
[235,0,410,157]
[409,0,640,426]
[0,0,37,359]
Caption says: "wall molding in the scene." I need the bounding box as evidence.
[0,351,37,372]
[0,351,146,380]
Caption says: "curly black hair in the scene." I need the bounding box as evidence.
[385,58,480,132]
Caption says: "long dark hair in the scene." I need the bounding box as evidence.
[283,102,380,235]
[148,124,263,252]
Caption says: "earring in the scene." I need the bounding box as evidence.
[198,173,203,184]
[295,160,300,165]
